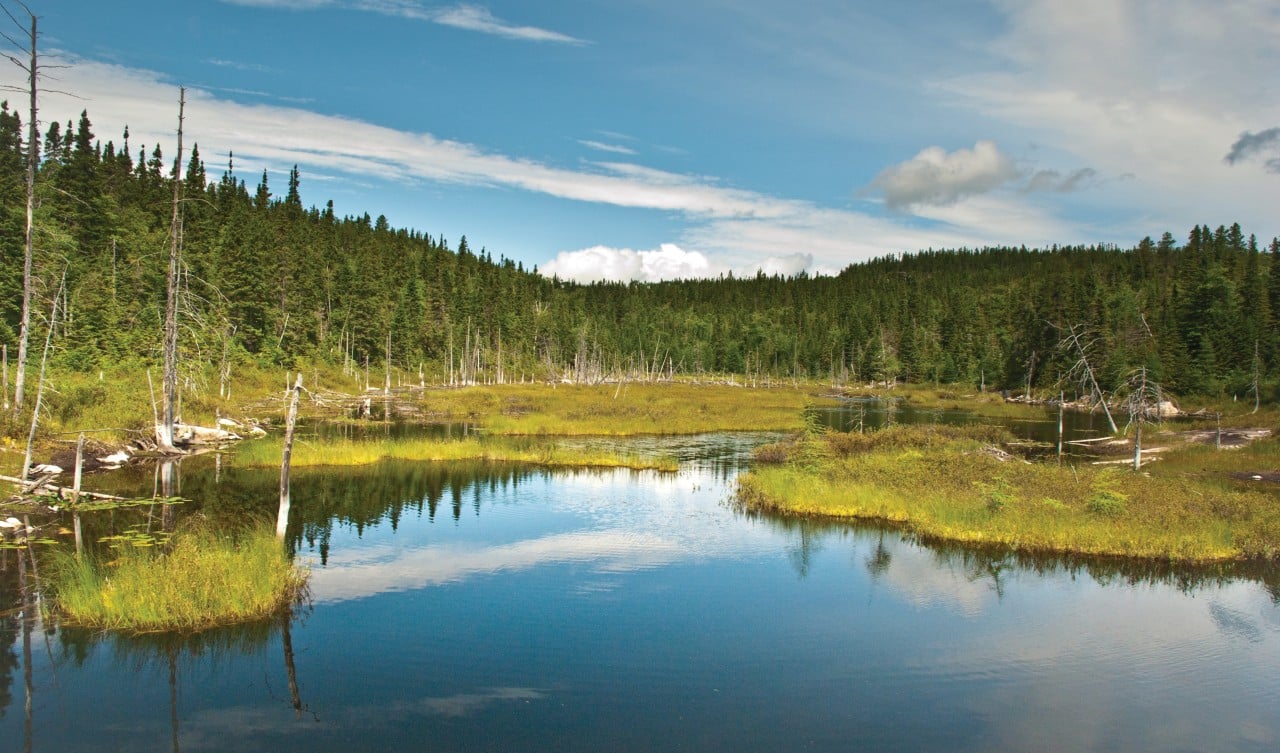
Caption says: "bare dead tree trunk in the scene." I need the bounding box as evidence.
[277,374,302,540]
[9,7,38,415]
[1061,324,1118,434]
[158,87,186,453]
[21,267,64,485]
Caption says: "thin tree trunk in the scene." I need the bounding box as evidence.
[73,432,84,556]
[277,374,302,540]
[21,268,64,485]
[14,10,38,416]
[159,87,186,453]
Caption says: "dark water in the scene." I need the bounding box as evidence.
[814,400,1116,448]
[1,433,1278,752]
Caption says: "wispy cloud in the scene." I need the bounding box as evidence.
[1023,167,1098,193]
[220,0,587,43]
[578,139,637,156]
[415,3,588,44]
[205,57,274,74]
[220,0,334,8]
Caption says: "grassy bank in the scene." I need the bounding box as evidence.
[738,425,1280,562]
[48,524,308,633]
[233,434,678,472]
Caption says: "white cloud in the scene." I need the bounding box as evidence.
[419,3,587,44]
[220,0,587,43]
[354,1,586,44]
[578,139,637,156]
[541,244,725,283]
[869,140,1020,210]
[943,0,1280,235]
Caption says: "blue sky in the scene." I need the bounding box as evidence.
[5,0,1279,280]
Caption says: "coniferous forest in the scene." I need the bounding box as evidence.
[2,104,1278,401]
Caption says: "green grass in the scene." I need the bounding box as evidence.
[233,434,678,472]
[738,425,1280,562]
[47,523,308,633]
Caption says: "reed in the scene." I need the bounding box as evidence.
[739,426,1280,562]
[47,524,308,633]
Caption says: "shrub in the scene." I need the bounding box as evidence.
[1087,488,1127,517]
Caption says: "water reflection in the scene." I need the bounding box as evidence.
[5,428,1277,753]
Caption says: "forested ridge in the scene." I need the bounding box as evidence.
[2,104,1278,399]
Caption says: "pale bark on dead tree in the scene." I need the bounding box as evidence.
[277,374,303,541]
[1,4,39,414]
[1059,324,1118,434]
[158,87,186,453]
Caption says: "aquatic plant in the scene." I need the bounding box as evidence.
[47,523,308,633]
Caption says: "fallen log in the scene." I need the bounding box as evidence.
[0,474,127,501]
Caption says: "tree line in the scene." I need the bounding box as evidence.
[2,103,1278,401]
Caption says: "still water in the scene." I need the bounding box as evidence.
[1,430,1277,752]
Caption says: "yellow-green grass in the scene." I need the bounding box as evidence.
[234,434,678,472]
[738,425,1280,562]
[48,524,308,633]
[416,382,818,435]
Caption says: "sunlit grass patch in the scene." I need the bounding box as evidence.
[739,427,1280,562]
[48,524,308,633]
[234,434,677,472]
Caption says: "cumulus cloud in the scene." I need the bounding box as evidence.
[1224,127,1280,173]
[541,244,725,283]
[1023,167,1098,193]
[869,140,1020,210]
[540,245,822,283]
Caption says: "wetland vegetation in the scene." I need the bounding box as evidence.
[739,423,1280,562]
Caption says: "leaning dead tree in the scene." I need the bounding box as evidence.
[1057,323,1119,434]
[157,86,185,453]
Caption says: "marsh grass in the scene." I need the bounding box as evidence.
[739,426,1280,562]
[416,383,816,435]
[48,524,308,633]
[233,434,678,471]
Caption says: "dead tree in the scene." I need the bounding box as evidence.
[277,374,302,540]
[1,2,39,415]
[158,87,185,452]
[1058,324,1118,434]
[1120,366,1166,470]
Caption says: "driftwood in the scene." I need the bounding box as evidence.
[0,474,127,501]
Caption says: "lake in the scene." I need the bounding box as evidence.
[1,427,1277,752]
